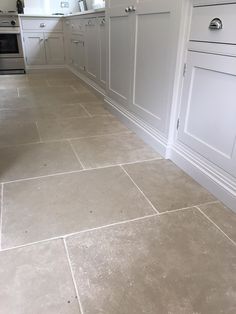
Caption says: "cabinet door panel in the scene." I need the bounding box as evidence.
[24,33,45,65]
[107,6,133,107]
[45,33,65,65]
[178,51,236,177]
[98,17,106,88]
[130,0,180,133]
[85,18,99,80]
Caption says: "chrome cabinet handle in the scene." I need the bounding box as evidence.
[209,18,223,30]
[100,18,105,25]
[125,6,136,13]
[40,23,46,28]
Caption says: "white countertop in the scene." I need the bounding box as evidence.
[19,8,105,19]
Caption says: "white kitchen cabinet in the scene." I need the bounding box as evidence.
[21,17,65,67]
[129,0,181,133]
[106,4,133,107]
[44,33,65,65]
[23,33,46,65]
[84,17,99,81]
[98,17,106,88]
[71,35,85,72]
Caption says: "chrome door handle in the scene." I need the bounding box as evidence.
[209,18,223,30]
[40,23,46,28]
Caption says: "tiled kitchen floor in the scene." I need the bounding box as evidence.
[0,69,235,314]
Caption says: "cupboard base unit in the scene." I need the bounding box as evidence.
[20,17,65,67]
[64,12,106,92]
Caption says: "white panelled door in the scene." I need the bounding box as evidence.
[178,51,236,176]
[98,17,106,88]
[85,18,99,80]
[44,33,65,65]
[107,2,134,107]
[24,33,46,65]
[130,0,181,133]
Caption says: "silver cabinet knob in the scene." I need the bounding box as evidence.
[40,23,46,28]
[209,18,223,30]
[125,7,129,13]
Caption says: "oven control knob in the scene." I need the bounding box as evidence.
[11,20,16,26]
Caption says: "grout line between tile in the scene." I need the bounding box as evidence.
[1,158,162,185]
[196,206,236,246]
[120,165,160,214]
[0,213,159,253]
[35,121,42,143]
[79,103,92,118]
[63,239,85,314]
[68,140,85,169]
[0,184,3,250]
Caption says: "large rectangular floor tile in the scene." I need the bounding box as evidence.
[199,202,236,243]
[0,104,88,122]
[0,88,18,97]
[71,133,160,169]
[0,96,36,109]
[2,166,155,248]
[80,102,111,116]
[0,141,81,182]
[0,240,80,314]
[123,159,215,212]
[0,121,40,148]
[66,208,236,314]
[37,116,129,141]
[18,86,75,97]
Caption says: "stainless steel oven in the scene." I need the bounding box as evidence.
[0,13,25,74]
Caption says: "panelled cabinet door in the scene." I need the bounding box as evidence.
[98,17,106,89]
[77,34,86,73]
[85,18,99,81]
[24,33,46,65]
[130,0,181,133]
[107,4,134,107]
[178,51,236,177]
[44,33,65,65]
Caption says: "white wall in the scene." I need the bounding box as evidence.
[0,0,17,11]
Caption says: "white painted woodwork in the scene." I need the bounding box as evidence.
[84,18,99,80]
[130,0,181,133]
[191,4,236,45]
[107,5,133,107]
[22,18,63,32]
[71,35,86,72]
[178,51,236,177]
[98,17,106,88]
[24,33,46,65]
[44,33,65,65]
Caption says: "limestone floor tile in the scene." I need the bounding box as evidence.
[72,91,101,102]
[33,92,93,106]
[66,208,236,314]
[0,104,88,122]
[71,133,160,169]
[37,116,129,141]
[0,141,81,182]
[0,88,18,97]
[0,79,48,89]
[0,96,36,109]
[123,159,215,212]
[0,121,40,148]
[199,202,236,243]
[0,240,80,314]
[2,166,155,248]
[80,102,111,116]
[18,86,75,97]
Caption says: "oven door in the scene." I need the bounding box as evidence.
[0,30,23,58]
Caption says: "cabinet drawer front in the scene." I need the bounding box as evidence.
[22,19,63,31]
[190,4,236,44]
